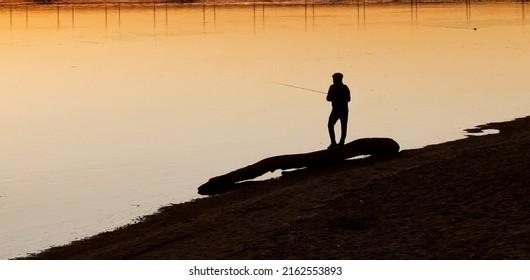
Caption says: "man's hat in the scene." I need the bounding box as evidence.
[332,72,343,78]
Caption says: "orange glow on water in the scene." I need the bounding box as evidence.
[1,3,529,258]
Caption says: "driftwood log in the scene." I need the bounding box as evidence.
[198,137,400,195]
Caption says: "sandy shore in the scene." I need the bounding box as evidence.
[24,116,530,259]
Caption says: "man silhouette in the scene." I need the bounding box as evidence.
[326,72,351,149]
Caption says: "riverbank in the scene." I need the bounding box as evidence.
[25,116,530,259]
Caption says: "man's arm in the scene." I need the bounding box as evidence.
[326,85,334,102]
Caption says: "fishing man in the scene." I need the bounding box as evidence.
[326,72,351,149]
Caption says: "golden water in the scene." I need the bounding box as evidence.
[1,2,529,258]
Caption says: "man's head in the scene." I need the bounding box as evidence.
[332,72,343,84]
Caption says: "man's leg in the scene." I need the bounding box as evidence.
[328,112,339,148]
[338,111,349,146]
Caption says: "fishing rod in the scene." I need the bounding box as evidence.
[271,82,327,95]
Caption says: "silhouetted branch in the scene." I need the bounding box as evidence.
[198,137,400,195]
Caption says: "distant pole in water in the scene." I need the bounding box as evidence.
[105,3,108,29]
[305,0,307,19]
[271,82,327,94]
[523,0,526,23]
[305,0,308,30]
[153,2,156,29]
[410,0,412,21]
[203,3,206,23]
[213,0,217,22]
[357,0,360,25]
[364,0,366,22]
[466,0,472,22]
[410,0,418,23]
[202,3,206,33]
[57,4,60,29]
[415,0,418,21]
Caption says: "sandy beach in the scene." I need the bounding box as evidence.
[24,116,530,259]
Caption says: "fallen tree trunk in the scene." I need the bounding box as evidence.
[198,137,400,195]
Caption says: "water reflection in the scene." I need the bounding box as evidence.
[1,2,529,259]
[3,1,529,32]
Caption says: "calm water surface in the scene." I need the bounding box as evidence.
[1,2,529,258]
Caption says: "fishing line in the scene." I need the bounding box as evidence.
[270,82,327,95]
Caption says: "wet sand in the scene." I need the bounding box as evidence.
[25,116,530,259]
